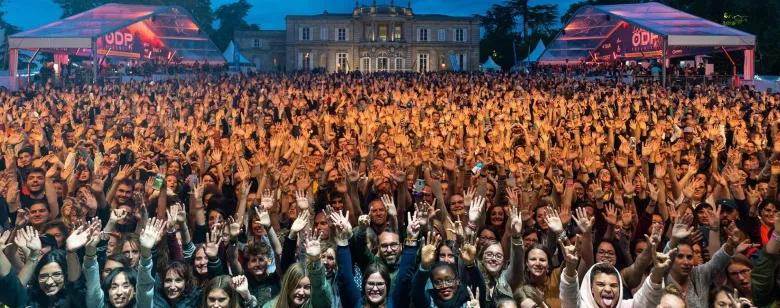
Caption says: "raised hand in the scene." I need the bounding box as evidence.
[380,194,397,217]
[671,214,695,240]
[255,206,271,228]
[329,209,352,246]
[603,204,618,225]
[466,286,480,308]
[231,275,251,300]
[705,204,722,230]
[406,210,423,240]
[260,189,274,209]
[573,207,594,234]
[543,207,564,234]
[420,231,441,269]
[166,204,181,231]
[295,189,310,210]
[204,227,223,258]
[139,217,165,252]
[469,195,486,224]
[463,186,476,208]
[559,237,581,265]
[358,214,371,231]
[303,228,323,259]
[508,206,523,237]
[290,210,311,237]
[227,215,242,238]
[460,234,478,266]
[66,224,91,252]
[0,231,12,251]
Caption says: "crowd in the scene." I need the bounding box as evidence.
[0,69,776,308]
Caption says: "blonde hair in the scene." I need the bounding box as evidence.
[273,263,310,308]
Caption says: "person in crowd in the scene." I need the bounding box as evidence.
[0,66,775,308]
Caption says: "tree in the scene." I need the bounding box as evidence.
[212,0,260,51]
[505,0,558,38]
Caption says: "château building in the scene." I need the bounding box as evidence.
[234,1,480,72]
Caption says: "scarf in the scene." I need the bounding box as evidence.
[427,283,470,308]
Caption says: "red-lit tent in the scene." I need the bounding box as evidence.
[539,2,756,84]
[7,3,225,88]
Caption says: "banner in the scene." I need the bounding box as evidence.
[96,21,172,60]
[449,54,459,71]
[593,22,663,60]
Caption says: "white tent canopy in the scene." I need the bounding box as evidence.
[481,56,501,72]
[223,40,249,64]
[539,2,756,63]
[522,39,546,63]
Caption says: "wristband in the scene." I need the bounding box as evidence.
[466,222,478,232]
[566,182,574,187]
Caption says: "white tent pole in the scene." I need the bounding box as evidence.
[92,40,98,84]
[662,39,667,87]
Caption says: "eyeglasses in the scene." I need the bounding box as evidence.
[432,277,455,289]
[366,281,386,290]
[479,236,496,242]
[597,250,615,257]
[484,252,503,260]
[39,272,64,282]
[379,243,400,251]
[727,269,751,279]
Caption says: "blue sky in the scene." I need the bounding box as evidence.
[2,0,580,31]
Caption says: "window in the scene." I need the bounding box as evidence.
[394,57,404,72]
[299,52,312,71]
[361,56,371,73]
[377,52,388,72]
[394,25,402,40]
[337,53,348,72]
[418,28,428,42]
[455,29,466,42]
[438,29,445,42]
[252,39,262,48]
[456,54,467,71]
[418,53,429,72]
[379,25,388,41]
[320,28,328,40]
[337,28,347,41]
[300,27,311,40]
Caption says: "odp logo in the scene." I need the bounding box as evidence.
[631,27,658,48]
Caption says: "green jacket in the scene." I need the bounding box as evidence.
[348,228,400,283]
[262,260,332,308]
[752,248,780,308]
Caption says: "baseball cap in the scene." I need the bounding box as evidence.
[683,127,695,134]
[715,198,737,211]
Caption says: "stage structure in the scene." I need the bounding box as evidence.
[6,3,225,89]
[539,2,756,85]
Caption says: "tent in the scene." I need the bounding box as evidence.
[223,40,250,68]
[7,3,225,87]
[538,2,756,83]
[482,56,501,72]
[522,39,546,63]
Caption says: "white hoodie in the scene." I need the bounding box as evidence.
[559,262,664,308]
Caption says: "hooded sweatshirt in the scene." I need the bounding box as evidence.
[560,262,664,308]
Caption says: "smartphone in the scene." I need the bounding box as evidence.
[471,162,483,175]
[152,174,164,191]
[413,179,425,193]
[188,174,198,186]
[630,137,637,150]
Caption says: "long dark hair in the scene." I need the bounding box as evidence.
[30,249,69,301]
[361,263,391,307]
[102,267,138,308]
[163,261,197,301]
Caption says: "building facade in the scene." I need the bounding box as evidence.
[235,2,480,72]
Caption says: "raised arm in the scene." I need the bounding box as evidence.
[505,207,525,288]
